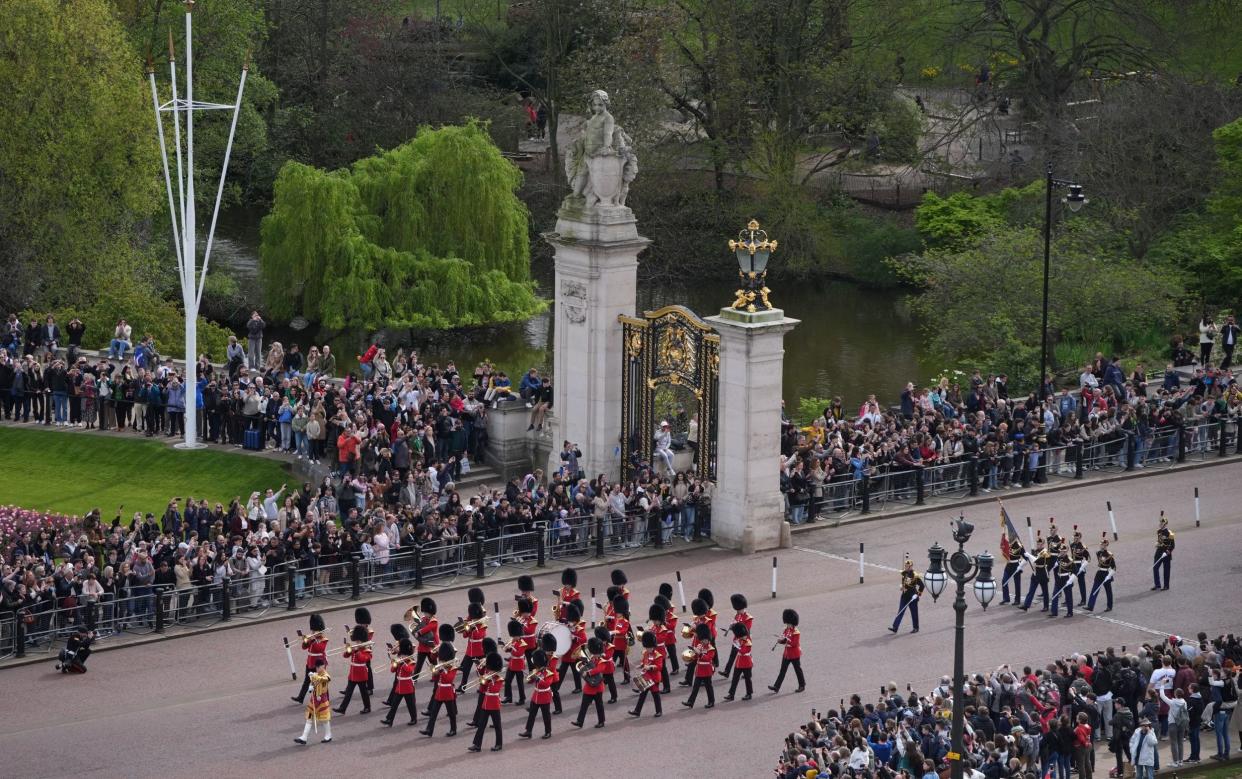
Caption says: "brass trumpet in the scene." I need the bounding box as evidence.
[525,668,543,684]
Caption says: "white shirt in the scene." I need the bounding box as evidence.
[1149,667,1175,690]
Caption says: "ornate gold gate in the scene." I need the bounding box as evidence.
[619,305,719,481]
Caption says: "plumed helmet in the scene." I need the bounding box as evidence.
[695,623,711,641]
[531,649,548,669]
[390,623,411,642]
[436,642,456,662]
[438,623,456,642]
[482,637,498,656]
[485,652,504,672]
[397,638,414,655]
[517,597,533,615]
[649,603,666,624]
[467,587,485,604]
[730,622,750,638]
[420,597,437,616]
[587,637,605,655]
[782,608,799,627]
[593,626,610,643]
[691,598,707,617]
[467,602,484,620]
[610,568,628,586]
[654,594,672,611]
[565,602,583,623]
[642,630,657,649]
[350,624,368,642]
[309,613,325,632]
[697,588,714,608]
[507,619,524,638]
[540,632,558,652]
[658,582,673,599]
[611,595,629,616]
[561,567,578,587]
[517,575,535,592]
[354,606,371,625]
[730,593,748,611]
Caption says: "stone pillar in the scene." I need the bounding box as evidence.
[543,206,646,480]
[704,307,799,552]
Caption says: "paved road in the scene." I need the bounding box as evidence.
[2,465,1239,779]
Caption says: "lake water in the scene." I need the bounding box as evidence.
[212,210,933,408]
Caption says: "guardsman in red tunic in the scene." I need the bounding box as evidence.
[468,654,505,752]
[518,650,556,739]
[411,597,439,677]
[629,630,664,718]
[656,592,679,679]
[516,574,539,617]
[419,643,459,737]
[593,625,619,703]
[608,595,632,685]
[539,632,565,715]
[554,567,579,620]
[698,588,720,669]
[381,634,418,726]
[294,658,332,744]
[293,613,330,704]
[457,601,487,692]
[769,608,805,694]
[335,625,373,714]
[352,607,375,693]
[602,586,619,632]
[680,598,710,687]
[610,568,631,604]
[571,638,611,729]
[564,601,587,694]
[501,619,528,705]
[466,637,498,729]
[682,623,717,708]
[723,622,754,701]
[720,593,753,677]
[516,596,537,663]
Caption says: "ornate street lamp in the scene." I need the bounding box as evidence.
[1039,165,1087,397]
[728,219,777,313]
[925,519,996,779]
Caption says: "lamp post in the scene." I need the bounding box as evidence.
[1039,163,1087,398]
[728,219,777,313]
[925,519,996,779]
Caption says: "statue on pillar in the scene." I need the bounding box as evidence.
[563,89,639,210]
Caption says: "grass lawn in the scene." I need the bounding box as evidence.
[0,426,291,518]
[1174,758,1242,779]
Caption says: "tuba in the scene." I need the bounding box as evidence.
[681,647,697,663]
[680,623,694,639]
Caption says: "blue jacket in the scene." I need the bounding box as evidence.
[165,383,186,412]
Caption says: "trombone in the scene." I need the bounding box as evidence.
[416,660,454,684]
[326,640,374,657]
[462,670,502,693]
[453,615,488,635]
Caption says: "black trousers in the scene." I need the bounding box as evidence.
[728,667,753,697]
[469,693,484,726]
[1153,552,1171,589]
[686,674,714,706]
[524,702,552,736]
[665,644,679,674]
[575,692,605,725]
[424,698,457,734]
[413,652,432,677]
[1076,571,1087,603]
[1087,571,1114,610]
[294,667,314,702]
[338,679,370,712]
[458,656,478,689]
[604,673,618,702]
[773,658,805,691]
[660,663,671,693]
[503,670,525,703]
[472,709,502,748]
[1022,573,1049,609]
[722,644,738,675]
[633,686,662,715]
[384,692,417,724]
[1001,564,1023,603]
[892,591,919,631]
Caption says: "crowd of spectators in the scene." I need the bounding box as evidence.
[776,634,1241,779]
[779,358,1241,523]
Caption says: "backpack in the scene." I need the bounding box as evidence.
[1171,701,1189,727]
[1224,678,1238,703]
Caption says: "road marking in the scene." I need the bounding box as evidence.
[794,546,900,572]
[1086,613,1176,637]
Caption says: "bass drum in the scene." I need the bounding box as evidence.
[535,621,573,657]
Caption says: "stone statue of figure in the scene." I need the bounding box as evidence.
[563,89,639,210]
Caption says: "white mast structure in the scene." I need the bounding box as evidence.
[147,0,248,449]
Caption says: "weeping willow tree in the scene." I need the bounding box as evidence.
[259,122,542,330]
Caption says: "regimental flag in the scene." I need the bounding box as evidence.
[999,500,1019,561]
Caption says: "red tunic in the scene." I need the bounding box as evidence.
[302,635,328,669]
[558,586,580,617]
[610,616,630,655]
[781,626,801,660]
[520,613,538,642]
[415,617,438,655]
[693,641,716,678]
[640,648,662,684]
[582,658,610,695]
[662,610,678,646]
[432,667,458,702]
[567,622,588,663]
[734,637,753,670]
[480,674,503,711]
[392,658,416,695]
[531,668,556,705]
[706,608,719,639]
[520,594,539,617]
[464,624,486,658]
[347,646,372,683]
[734,610,754,635]
[506,638,528,672]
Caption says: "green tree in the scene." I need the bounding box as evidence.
[260,122,543,330]
[0,0,162,311]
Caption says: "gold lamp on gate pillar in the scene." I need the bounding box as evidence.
[729,220,777,313]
